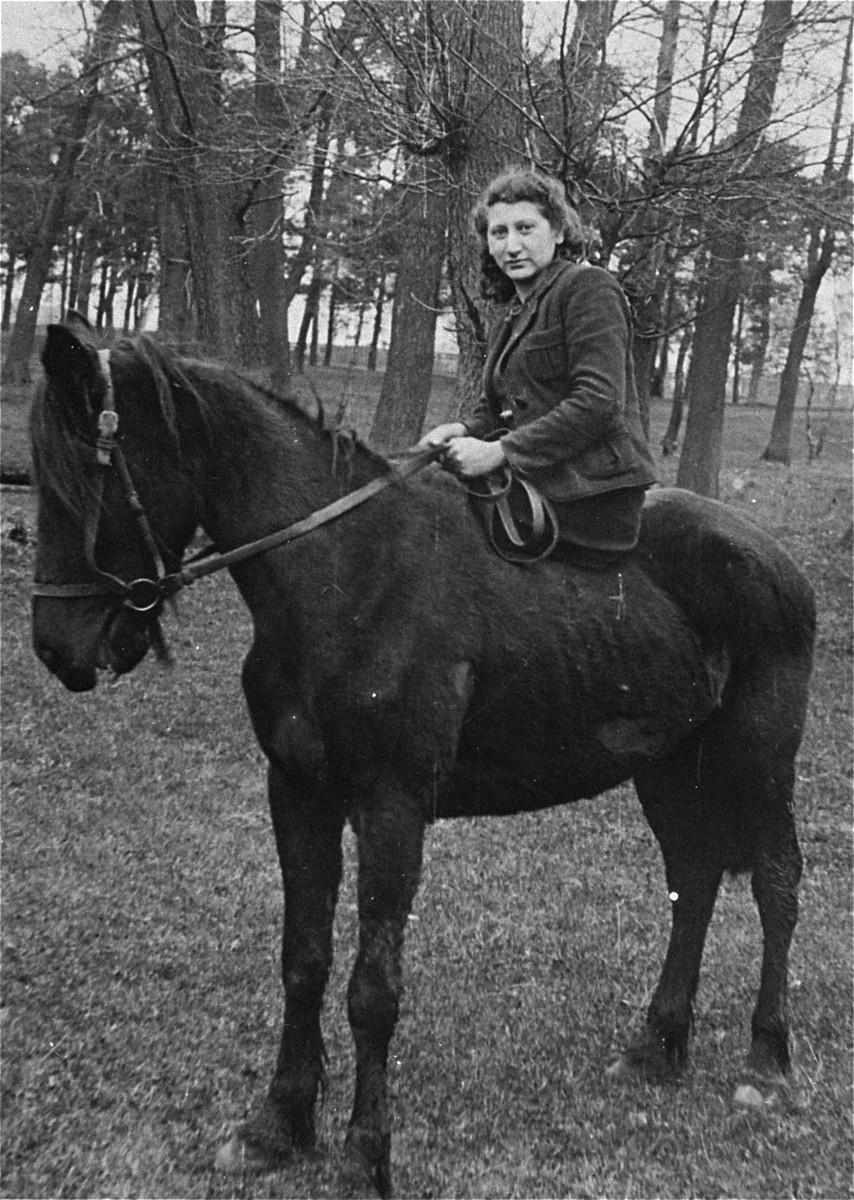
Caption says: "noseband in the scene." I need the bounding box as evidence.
[32,349,440,614]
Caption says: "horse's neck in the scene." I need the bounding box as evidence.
[197,388,382,551]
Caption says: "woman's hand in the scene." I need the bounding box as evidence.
[416,422,468,451]
[442,437,507,479]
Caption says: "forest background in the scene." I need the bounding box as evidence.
[1,7,852,1196]
[0,0,852,496]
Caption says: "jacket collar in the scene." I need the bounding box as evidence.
[484,258,579,391]
[507,256,571,315]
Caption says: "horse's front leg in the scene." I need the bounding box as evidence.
[344,769,425,1199]
[218,761,344,1170]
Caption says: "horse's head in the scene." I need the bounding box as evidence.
[31,314,206,691]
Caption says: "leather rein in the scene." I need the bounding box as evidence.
[32,350,441,614]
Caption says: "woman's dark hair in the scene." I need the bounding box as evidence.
[472,167,585,302]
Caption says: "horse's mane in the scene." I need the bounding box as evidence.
[30,331,390,518]
[30,371,98,521]
[155,339,392,479]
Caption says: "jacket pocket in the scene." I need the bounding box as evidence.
[577,434,636,480]
[523,326,567,383]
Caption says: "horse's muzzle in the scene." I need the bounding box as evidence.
[32,597,154,691]
[33,640,98,692]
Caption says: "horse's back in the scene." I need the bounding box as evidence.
[637,487,816,668]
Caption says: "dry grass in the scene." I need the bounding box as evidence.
[1,361,851,1199]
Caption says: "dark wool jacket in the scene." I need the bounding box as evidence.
[464,259,657,503]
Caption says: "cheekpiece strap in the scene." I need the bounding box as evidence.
[96,349,118,466]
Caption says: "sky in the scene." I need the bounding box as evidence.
[0,0,85,65]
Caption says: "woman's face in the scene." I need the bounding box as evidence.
[486,200,563,297]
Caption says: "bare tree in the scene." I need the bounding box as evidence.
[762,10,853,464]
[677,0,795,497]
[622,0,681,434]
[1,0,125,385]
[252,0,291,390]
[370,157,447,452]
[366,0,524,449]
[444,0,525,407]
[134,0,263,364]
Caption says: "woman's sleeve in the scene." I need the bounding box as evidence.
[461,398,495,439]
[501,269,630,472]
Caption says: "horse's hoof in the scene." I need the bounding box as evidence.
[215,1135,252,1173]
[605,1055,638,1082]
[734,1072,802,1112]
[338,1157,393,1199]
[341,1130,393,1199]
[734,1083,769,1108]
[338,1161,379,1199]
[214,1132,290,1174]
[606,1040,683,1084]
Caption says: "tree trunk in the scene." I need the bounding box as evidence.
[564,0,619,155]
[677,236,741,495]
[626,0,680,427]
[761,226,836,463]
[731,293,745,405]
[1,0,124,385]
[67,233,83,318]
[366,0,523,441]
[367,270,386,372]
[370,157,447,451]
[762,16,852,463]
[74,229,98,321]
[96,260,109,328]
[2,252,18,331]
[123,275,137,331]
[677,0,793,496]
[58,236,70,317]
[252,0,291,391]
[324,274,338,367]
[629,291,660,440]
[284,108,332,309]
[156,176,194,343]
[661,324,692,456]
[445,0,525,409]
[309,298,320,367]
[135,0,263,365]
[106,261,120,327]
[134,273,151,329]
[295,273,322,373]
[747,261,772,403]
[656,268,680,389]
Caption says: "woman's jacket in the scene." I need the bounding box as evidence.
[463,259,657,503]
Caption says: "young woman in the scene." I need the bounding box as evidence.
[420,168,656,565]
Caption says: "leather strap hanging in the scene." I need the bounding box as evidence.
[466,467,559,564]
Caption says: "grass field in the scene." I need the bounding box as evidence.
[1,355,852,1200]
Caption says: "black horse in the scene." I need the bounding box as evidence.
[30,316,815,1198]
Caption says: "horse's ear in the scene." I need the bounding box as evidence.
[42,323,99,384]
[65,308,92,332]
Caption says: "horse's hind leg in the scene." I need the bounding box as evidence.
[344,769,425,1199]
[694,667,805,1086]
[626,687,805,1089]
[747,764,802,1083]
[217,762,345,1170]
[613,732,724,1078]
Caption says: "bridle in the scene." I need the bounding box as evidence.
[32,350,173,613]
[32,349,440,614]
